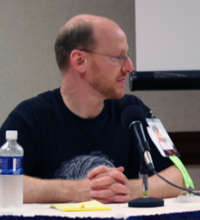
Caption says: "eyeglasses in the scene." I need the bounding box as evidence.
[79,49,132,65]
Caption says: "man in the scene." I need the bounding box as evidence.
[0,14,184,203]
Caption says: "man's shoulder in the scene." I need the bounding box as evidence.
[107,94,151,117]
[120,94,143,103]
[113,94,147,108]
[14,88,60,114]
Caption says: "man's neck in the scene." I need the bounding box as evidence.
[60,84,105,119]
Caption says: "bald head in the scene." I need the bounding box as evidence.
[54,14,124,71]
[61,14,117,32]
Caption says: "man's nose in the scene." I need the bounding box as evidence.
[122,57,134,74]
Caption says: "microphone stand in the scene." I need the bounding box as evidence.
[128,161,164,208]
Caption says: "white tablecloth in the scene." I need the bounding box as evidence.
[0,198,200,218]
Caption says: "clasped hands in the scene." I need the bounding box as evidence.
[87,165,131,203]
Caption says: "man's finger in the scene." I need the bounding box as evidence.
[87,165,124,179]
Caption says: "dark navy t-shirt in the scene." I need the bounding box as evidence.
[0,88,173,179]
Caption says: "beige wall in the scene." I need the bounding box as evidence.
[186,165,200,190]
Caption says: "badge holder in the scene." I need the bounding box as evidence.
[146,117,180,158]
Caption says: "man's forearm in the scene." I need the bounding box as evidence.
[128,165,184,200]
[148,165,184,198]
[23,165,184,203]
[23,175,91,203]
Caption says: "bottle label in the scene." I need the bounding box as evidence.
[0,157,23,175]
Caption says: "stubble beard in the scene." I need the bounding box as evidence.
[89,63,125,100]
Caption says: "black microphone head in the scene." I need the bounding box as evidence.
[121,105,147,130]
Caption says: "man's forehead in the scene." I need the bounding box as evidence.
[94,23,127,51]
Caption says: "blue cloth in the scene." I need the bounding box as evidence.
[1,211,200,219]
[0,88,173,179]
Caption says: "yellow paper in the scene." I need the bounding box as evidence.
[50,200,111,211]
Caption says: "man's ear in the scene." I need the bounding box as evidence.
[70,50,86,73]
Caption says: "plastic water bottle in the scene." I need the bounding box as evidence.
[0,130,24,208]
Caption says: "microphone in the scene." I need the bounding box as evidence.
[121,105,155,172]
[129,70,200,91]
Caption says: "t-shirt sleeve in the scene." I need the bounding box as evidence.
[0,101,39,175]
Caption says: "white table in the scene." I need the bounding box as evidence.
[0,198,200,219]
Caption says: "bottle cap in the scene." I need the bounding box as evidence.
[6,130,18,140]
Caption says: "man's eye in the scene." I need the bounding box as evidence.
[118,55,126,61]
[115,54,128,64]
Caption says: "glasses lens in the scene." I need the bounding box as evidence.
[128,52,132,60]
[119,53,132,64]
